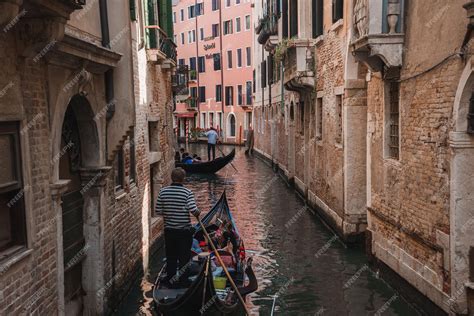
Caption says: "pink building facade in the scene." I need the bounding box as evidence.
[173,0,253,144]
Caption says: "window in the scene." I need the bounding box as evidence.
[199,86,206,103]
[212,0,220,11]
[237,85,243,105]
[209,112,215,127]
[173,12,176,23]
[267,55,274,84]
[245,15,251,30]
[312,0,324,38]
[225,86,234,105]
[181,32,185,44]
[468,92,474,134]
[201,112,207,128]
[229,114,236,137]
[386,81,400,160]
[226,0,231,7]
[212,23,220,37]
[178,58,185,65]
[282,0,288,38]
[114,146,124,191]
[216,85,222,102]
[224,20,233,35]
[236,17,241,32]
[189,57,197,70]
[0,122,27,254]
[299,102,305,135]
[180,9,184,21]
[236,0,240,4]
[200,27,204,41]
[246,81,252,105]
[246,47,251,66]
[335,95,342,144]
[188,5,196,18]
[190,86,198,100]
[196,2,204,16]
[253,70,256,92]
[129,134,136,184]
[289,0,298,38]
[261,61,267,88]
[227,50,233,68]
[332,0,344,23]
[218,112,223,130]
[213,53,221,70]
[237,48,242,67]
[198,56,205,73]
[188,30,196,43]
[130,0,137,21]
[316,97,323,139]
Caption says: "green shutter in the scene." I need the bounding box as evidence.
[130,0,137,21]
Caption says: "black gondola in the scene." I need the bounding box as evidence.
[153,192,258,315]
[176,149,236,174]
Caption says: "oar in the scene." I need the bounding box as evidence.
[197,217,249,315]
[217,145,238,173]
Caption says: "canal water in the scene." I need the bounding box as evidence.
[117,145,421,316]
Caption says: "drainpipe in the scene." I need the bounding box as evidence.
[219,0,225,139]
[99,0,115,160]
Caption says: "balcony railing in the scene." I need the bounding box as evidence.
[283,40,315,92]
[145,25,177,63]
[257,13,278,45]
[351,0,405,75]
[187,97,198,109]
[173,65,189,95]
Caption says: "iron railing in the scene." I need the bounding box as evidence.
[257,13,278,45]
[145,26,177,62]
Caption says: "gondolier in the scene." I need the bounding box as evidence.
[155,167,200,288]
[205,126,219,161]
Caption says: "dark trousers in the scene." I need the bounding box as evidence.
[164,228,193,284]
[208,143,216,161]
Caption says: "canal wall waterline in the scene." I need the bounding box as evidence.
[252,147,364,244]
[252,147,448,316]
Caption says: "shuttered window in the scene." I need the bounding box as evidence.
[312,0,324,38]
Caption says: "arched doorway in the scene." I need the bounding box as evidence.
[450,60,474,313]
[228,113,236,137]
[58,95,101,316]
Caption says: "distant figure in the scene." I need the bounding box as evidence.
[174,151,181,162]
[155,168,200,288]
[205,127,219,161]
[179,148,186,160]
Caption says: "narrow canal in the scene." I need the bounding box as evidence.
[117,145,421,316]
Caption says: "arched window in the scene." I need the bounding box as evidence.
[228,114,236,137]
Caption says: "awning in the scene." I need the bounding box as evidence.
[174,112,196,118]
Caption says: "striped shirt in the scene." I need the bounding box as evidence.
[155,184,200,229]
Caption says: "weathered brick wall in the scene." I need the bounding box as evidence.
[368,58,464,291]
[0,53,58,314]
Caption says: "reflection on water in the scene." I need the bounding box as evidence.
[116,144,420,316]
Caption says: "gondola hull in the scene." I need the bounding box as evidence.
[176,149,235,174]
[153,192,258,315]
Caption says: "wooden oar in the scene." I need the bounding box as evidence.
[197,217,249,315]
[217,145,238,173]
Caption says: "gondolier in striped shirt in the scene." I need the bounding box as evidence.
[155,167,200,288]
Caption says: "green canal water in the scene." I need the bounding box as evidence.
[116,145,421,316]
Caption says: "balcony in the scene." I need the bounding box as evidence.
[256,13,279,52]
[186,97,198,110]
[283,40,315,92]
[351,0,405,78]
[145,26,177,68]
[173,65,189,95]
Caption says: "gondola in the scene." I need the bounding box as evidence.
[153,191,258,315]
[176,149,236,174]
